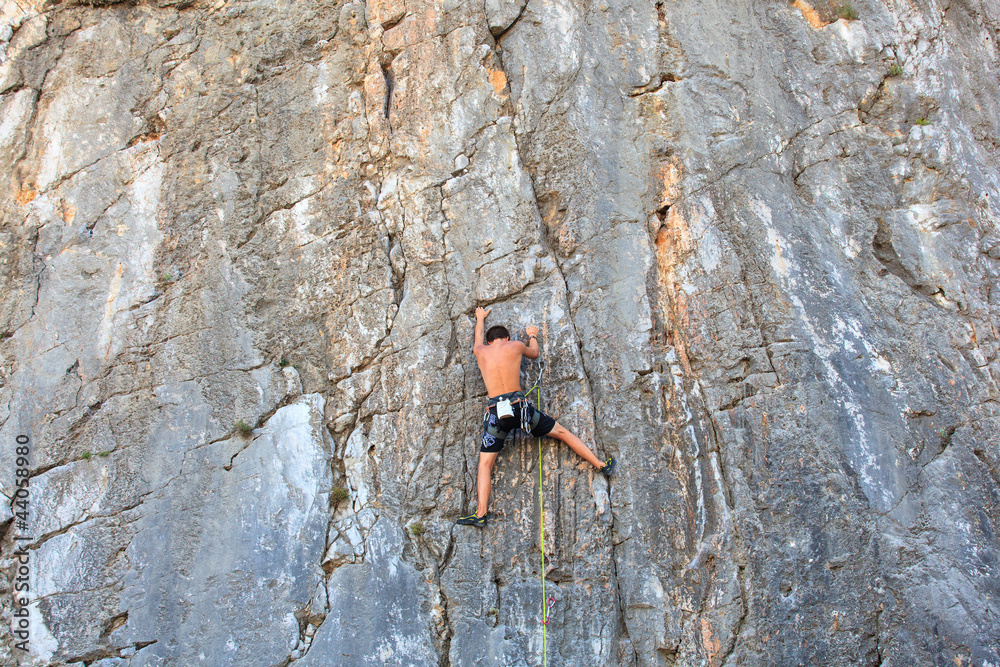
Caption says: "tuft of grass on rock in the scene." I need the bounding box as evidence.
[279,356,290,367]
[409,522,426,537]
[888,62,903,77]
[914,117,932,126]
[236,419,254,437]
[97,450,111,457]
[838,3,859,20]
[81,451,92,459]
[331,486,351,505]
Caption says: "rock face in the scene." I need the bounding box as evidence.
[1,0,999,664]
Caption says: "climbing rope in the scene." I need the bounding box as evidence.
[531,361,549,665]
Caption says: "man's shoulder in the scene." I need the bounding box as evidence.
[475,339,525,360]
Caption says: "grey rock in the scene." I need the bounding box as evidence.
[1,0,999,665]
[299,520,436,666]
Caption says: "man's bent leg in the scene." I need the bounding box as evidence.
[547,422,606,469]
[476,451,499,516]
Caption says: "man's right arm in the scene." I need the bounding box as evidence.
[522,325,539,359]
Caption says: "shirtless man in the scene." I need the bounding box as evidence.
[457,306,615,527]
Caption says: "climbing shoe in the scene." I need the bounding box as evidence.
[601,457,616,477]
[456,513,488,527]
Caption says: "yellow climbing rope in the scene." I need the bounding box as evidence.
[533,379,549,666]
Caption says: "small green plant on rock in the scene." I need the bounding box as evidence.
[81,451,92,460]
[838,3,858,20]
[236,419,254,437]
[914,117,932,126]
[279,356,290,367]
[409,522,426,537]
[888,62,903,77]
[98,450,111,457]
[331,486,350,505]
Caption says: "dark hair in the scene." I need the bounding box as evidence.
[485,325,510,343]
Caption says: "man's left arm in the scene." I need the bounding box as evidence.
[474,307,491,353]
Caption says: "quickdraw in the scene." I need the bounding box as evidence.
[542,595,556,626]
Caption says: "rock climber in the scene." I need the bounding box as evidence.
[457,306,615,527]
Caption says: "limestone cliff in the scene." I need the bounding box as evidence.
[1,0,999,664]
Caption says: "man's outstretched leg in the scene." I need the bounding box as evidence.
[458,451,497,527]
[547,422,615,475]
[475,451,498,516]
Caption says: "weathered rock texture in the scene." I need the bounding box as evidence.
[1,0,999,664]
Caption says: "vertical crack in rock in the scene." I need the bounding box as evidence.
[867,572,892,667]
[24,201,46,326]
[609,533,640,665]
[435,561,454,667]
[435,185,453,315]
[433,527,459,666]
[426,185,459,666]
[487,10,641,661]
[300,9,409,654]
[714,419,747,665]
[381,61,394,127]
[718,563,749,667]
[645,67,754,662]
[651,188,747,658]
[508,141,602,447]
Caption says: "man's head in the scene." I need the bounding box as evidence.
[485,325,510,344]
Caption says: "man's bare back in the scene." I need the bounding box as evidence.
[473,307,538,396]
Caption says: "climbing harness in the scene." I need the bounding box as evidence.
[483,391,541,444]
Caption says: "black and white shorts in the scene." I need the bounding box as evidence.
[480,392,556,453]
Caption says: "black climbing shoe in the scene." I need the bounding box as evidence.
[457,513,488,527]
[602,457,616,477]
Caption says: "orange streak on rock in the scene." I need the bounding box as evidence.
[792,0,829,28]
[16,185,38,205]
[59,200,76,223]
[700,617,722,666]
[487,68,508,98]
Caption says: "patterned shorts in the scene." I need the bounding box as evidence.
[480,395,556,453]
